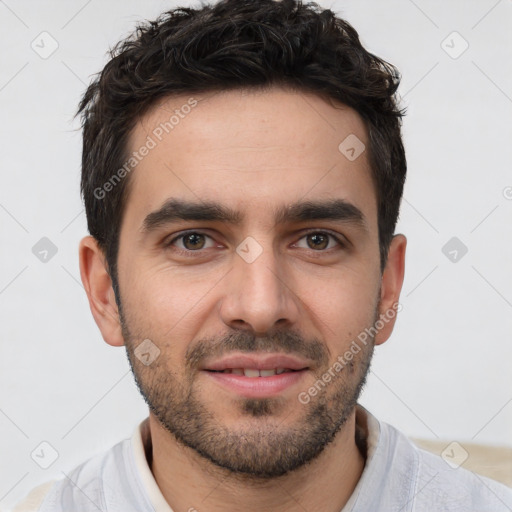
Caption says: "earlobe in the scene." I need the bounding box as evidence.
[78,236,125,347]
[374,234,407,346]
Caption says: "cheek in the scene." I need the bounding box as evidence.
[301,267,380,349]
[121,268,218,353]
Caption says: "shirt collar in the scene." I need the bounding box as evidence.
[131,417,175,512]
[130,404,383,512]
[340,404,381,511]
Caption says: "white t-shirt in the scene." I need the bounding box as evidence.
[11,405,512,512]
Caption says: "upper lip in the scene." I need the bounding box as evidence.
[201,353,311,371]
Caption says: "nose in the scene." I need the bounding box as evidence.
[219,241,301,335]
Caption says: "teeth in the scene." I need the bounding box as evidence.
[218,368,292,376]
[219,368,293,378]
[243,368,260,378]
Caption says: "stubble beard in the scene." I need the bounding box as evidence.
[120,305,377,480]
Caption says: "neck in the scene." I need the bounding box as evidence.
[148,408,367,512]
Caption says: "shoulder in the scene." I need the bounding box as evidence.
[10,437,139,512]
[414,443,512,510]
[10,481,57,512]
[382,420,512,511]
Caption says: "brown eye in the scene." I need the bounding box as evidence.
[166,231,216,253]
[181,233,206,250]
[295,231,343,251]
[306,233,329,250]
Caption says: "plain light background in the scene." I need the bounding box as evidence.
[1,0,511,509]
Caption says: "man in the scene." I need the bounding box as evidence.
[12,0,512,511]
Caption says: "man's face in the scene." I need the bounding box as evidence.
[115,87,384,478]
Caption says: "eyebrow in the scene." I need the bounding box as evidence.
[141,197,368,233]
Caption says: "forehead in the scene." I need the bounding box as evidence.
[122,87,377,232]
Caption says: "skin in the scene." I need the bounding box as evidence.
[79,86,406,512]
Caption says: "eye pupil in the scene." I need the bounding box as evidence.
[184,233,205,250]
[308,233,328,250]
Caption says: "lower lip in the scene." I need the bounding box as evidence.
[203,370,308,398]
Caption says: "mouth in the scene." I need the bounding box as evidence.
[201,353,311,398]
[207,368,300,376]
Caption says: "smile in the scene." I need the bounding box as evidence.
[203,367,309,398]
[208,368,298,376]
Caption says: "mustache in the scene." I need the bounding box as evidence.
[185,328,330,370]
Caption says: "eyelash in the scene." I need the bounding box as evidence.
[164,230,346,257]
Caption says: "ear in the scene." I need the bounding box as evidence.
[79,236,125,347]
[374,234,406,346]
